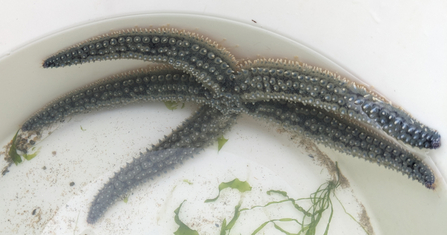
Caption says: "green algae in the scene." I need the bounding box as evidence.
[8,130,21,165]
[205,178,252,203]
[164,101,185,111]
[217,135,228,152]
[8,130,40,164]
[23,147,40,161]
[174,163,370,234]
[174,201,199,235]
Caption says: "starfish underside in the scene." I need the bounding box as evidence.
[13,28,441,224]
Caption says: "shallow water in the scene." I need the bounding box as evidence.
[0,102,372,234]
[1,14,446,235]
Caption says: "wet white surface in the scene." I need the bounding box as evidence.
[0,3,446,235]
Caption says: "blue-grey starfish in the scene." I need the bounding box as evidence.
[12,28,440,224]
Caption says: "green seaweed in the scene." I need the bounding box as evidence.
[241,162,364,235]
[205,178,252,203]
[183,179,193,185]
[8,130,22,165]
[219,203,242,235]
[333,194,370,235]
[217,135,228,152]
[231,165,340,234]
[251,218,301,234]
[123,196,128,203]
[164,101,185,111]
[80,126,86,131]
[174,163,369,234]
[23,147,40,161]
[174,201,199,235]
[8,130,40,164]
[247,190,310,217]
[267,189,289,197]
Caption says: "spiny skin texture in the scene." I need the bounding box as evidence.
[15,28,441,223]
[237,60,441,149]
[43,28,440,149]
[43,28,239,102]
[245,101,435,188]
[87,106,237,224]
[21,66,233,132]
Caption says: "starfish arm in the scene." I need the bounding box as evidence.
[8,25,441,227]
[87,105,238,224]
[20,66,220,133]
[237,59,441,149]
[245,101,435,188]
[43,28,239,96]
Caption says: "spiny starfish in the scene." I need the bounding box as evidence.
[12,28,440,224]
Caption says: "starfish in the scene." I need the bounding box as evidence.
[12,28,440,224]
